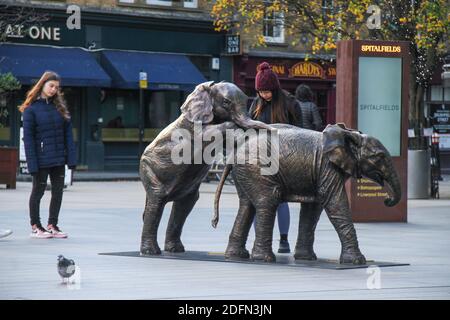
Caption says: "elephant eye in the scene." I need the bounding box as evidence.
[369,153,385,166]
[222,98,232,109]
[375,152,386,159]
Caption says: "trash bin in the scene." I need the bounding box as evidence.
[408,149,430,199]
[0,146,18,189]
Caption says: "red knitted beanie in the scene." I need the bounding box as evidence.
[255,62,280,91]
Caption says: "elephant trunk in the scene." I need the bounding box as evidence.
[232,113,274,130]
[383,161,402,207]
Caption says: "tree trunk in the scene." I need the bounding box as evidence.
[408,45,429,150]
[408,79,428,150]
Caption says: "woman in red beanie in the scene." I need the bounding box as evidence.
[248,61,302,254]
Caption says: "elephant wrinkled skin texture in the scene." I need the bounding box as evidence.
[139,81,272,256]
[214,123,401,264]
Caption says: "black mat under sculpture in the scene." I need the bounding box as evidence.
[98,250,409,270]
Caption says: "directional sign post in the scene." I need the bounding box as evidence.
[336,40,410,222]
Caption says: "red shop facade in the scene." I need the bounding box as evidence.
[233,55,337,125]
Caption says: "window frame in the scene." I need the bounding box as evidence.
[183,0,198,9]
[263,10,285,44]
[146,0,172,7]
[117,0,198,8]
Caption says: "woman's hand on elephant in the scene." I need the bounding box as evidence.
[204,121,239,135]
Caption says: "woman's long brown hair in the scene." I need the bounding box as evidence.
[18,71,70,120]
[252,89,297,124]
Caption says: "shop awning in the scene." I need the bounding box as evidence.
[100,50,206,91]
[0,43,111,87]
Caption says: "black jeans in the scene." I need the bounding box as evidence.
[29,165,65,226]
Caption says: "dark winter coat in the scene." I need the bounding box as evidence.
[23,98,76,174]
[248,92,302,127]
[298,101,323,131]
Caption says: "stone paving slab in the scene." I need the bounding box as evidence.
[1,180,450,300]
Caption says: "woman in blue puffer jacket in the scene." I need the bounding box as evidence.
[19,71,76,239]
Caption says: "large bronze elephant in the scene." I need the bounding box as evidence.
[140,81,271,256]
[213,123,401,264]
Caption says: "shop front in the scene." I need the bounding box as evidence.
[427,61,450,174]
[233,55,336,125]
[0,42,112,169]
[0,4,230,172]
[96,49,206,171]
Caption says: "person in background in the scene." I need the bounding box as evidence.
[107,116,124,128]
[295,84,325,244]
[19,71,76,239]
[295,84,323,131]
[248,62,302,253]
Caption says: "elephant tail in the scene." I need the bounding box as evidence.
[212,164,232,228]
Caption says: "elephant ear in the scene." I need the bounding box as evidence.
[181,81,215,123]
[323,123,363,177]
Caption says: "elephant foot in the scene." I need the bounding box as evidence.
[294,247,317,261]
[140,240,161,256]
[225,244,250,260]
[164,240,185,253]
[340,248,366,265]
[251,248,276,263]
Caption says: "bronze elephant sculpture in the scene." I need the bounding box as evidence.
[213,123,401,264]
[140,81,271,255]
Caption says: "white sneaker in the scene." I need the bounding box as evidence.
[47,224,68,238]
[30,225,53,239]
[0,229,13,239]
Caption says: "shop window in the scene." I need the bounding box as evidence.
[101,90,183,142]
[145,91,182,140]
[102,90,139,142]
[263,10,284,44]
[431,85,450,102]
[0,95,10,141]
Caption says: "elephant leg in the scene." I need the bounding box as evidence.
[251,204,278,263]
[324,187,366,265]
[294,202,322,260]
[164,189,200,253]
[141,194,166,255]
[225,197,255,260]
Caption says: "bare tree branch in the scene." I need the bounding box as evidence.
[0,4,50,41]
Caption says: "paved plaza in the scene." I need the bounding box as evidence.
[1,178,450,300]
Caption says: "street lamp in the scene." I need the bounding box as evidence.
[139,70,148,158]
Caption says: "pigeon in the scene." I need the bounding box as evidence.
[57,255,76,283]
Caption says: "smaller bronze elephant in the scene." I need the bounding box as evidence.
[213,123,401,264]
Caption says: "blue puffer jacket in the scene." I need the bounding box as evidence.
[23,98,76,174]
